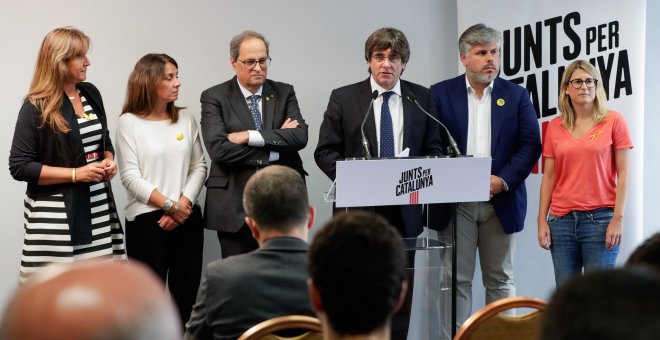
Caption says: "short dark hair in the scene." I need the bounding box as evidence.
[308,211,406,335]
[242,165,308,231]
[626,232,660,273]
[364,27,410,66]
[230,30,269,60]
[540,268,660,340]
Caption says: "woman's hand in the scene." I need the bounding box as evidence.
[75,163,106,183]
[170,196,192,224]
[101,158,117,181]
[537,220,552,250]
[158,214,179,231]
[606,217,623,250]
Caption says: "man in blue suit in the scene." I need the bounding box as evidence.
[430,23,541,328]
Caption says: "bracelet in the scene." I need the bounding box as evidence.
[72,168,77,183]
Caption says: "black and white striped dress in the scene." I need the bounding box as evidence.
[20,94,127,282]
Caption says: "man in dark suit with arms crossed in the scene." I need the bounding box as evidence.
[201,31,308,258]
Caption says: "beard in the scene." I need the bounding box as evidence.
[469,69,498,84]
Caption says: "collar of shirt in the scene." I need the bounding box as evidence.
[370,76,402,97]
[237,81,263,100]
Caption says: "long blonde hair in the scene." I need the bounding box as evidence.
[26,27,90,133]
[557,60,609,129]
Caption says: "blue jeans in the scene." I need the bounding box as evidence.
[548,207,619,286]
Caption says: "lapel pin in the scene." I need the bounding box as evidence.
[496,98,505,107]
[589,131,602,141]
[176,132,184,141]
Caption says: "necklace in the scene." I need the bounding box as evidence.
[68,96,75,100]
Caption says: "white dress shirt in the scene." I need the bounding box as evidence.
[370,76,404,156]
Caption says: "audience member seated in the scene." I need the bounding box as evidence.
[307,211,408,340]
[185,165,316,340]
[0,261,181,340]
[626,232,660,273]
[540,267,660,340]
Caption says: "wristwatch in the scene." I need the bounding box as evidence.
[162,198,174,213]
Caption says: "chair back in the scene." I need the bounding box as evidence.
[454,296,546,340]
[238,315,323,340]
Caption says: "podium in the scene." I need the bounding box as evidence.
[332,156,491,339]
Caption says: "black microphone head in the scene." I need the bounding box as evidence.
[406,92,417,102]
[371,90,379,99]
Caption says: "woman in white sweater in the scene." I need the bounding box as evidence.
[115,54,207,327]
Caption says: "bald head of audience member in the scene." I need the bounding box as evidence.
[626,232,660,273]
[1,261,181,340]
[308,212,408,340]
[243,165,314,244]
[540,268,660,340]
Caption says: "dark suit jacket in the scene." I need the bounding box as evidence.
[185,237,314,340]
[200,77,307,232]
[314,78,444,237]
[429,75,542,234]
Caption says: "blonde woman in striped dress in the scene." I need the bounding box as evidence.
[9,27,126,283]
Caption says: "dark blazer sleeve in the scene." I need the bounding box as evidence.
[314,88,346,180]
[9,101,43,183]
[258,83,308,153]
[492,82,541,192]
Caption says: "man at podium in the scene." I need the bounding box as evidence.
[314,27,444,239]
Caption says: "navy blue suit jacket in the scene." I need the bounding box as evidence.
[429,75,541,234]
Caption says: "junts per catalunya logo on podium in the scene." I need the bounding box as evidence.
[396,167,434,204]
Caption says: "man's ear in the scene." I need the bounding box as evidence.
[307,278,324,312]
[307,206,316,230]
[245,216,259,241]
[392,279,409,313]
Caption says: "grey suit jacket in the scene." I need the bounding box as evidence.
[200,77,308,232]
[185,237,314,340]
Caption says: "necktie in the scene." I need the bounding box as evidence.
[248,95,263,130]
[380,91,395,157]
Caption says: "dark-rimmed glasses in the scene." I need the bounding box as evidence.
[236,57,271,69]
[567,78,597,89]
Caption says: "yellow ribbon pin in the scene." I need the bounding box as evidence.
[176,132,184,141]
[496,98,505,107]
[82,112,96,120]
[589,131,602,141]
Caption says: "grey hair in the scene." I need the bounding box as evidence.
[458,23,501,55]
[229,30,269,60]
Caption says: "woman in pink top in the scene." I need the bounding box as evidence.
[537,60,633,285]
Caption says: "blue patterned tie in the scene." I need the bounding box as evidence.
[248,95,263,130]
[380,91,395,157]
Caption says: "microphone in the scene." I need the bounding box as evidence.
[360,90,380,159]
[406,92,461,157]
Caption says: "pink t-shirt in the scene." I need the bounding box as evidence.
[543,111,633,216]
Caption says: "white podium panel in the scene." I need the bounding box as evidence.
[335,157,491,208]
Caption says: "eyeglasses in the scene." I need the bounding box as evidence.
[236,57,271,69]
[371,54,402,64]
[567,78,597,89]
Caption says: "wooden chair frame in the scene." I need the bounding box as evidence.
[454,296,546,339]
[237,315,322,340]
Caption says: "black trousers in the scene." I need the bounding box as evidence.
[126,206,204,327]
[216,223,259,259]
